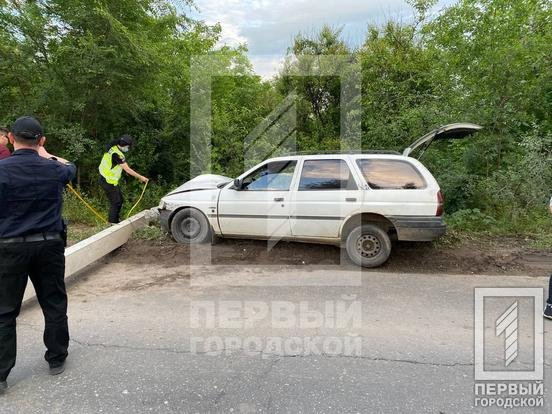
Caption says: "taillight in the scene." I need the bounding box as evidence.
[436,190,444,216]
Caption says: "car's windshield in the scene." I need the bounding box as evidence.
[241,160,297,191]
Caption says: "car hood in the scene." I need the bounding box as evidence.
[167,174,232,196]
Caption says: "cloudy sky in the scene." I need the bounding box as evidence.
[188,0,457,78]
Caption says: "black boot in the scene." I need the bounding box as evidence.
[49,360,66,376]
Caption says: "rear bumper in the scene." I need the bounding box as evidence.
[389,216,446,241]
[159,208,172,232]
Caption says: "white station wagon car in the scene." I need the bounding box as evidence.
[158,123,482,267]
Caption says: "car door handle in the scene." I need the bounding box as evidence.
[346,197,357,202]
[274,197,284,202]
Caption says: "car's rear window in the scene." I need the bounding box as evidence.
[356,159,426,189]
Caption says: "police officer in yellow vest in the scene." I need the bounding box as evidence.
[98,135,149,223]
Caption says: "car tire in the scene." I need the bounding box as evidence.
[345,224,392,268]
[170,208,211,244]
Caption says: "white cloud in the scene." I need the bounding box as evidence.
[191,0,248,46]
[249,55,286,79]
[190,0,457,78]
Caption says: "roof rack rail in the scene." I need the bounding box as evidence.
[281,150,402,156]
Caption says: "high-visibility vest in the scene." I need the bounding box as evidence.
[99,146,125,185]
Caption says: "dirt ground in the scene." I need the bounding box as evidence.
[111,235,551,277]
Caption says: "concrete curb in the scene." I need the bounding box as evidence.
[22,208,159,306]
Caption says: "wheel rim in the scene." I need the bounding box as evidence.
[180,217,201,239]
[356,234,381,258]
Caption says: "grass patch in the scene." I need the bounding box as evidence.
[64,189,107,226]
[443,208,552,250]
[132,223,169,241]
[531,232,552,250]
[67,223,108,245]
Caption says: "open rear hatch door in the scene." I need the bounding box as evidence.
[403,123,483,158]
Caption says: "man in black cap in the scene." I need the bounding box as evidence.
[0,116,76,393]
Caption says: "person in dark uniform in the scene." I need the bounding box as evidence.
[0,116,76,393]
[544,195,552,320]
[546,275,552,320]
[98,134,148,224]
[0,127,11,160]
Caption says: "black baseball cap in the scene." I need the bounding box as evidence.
[12,116,44,140]
[119,134,134,146]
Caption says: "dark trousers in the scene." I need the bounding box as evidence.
[0,240,69,381]
[548,275,552,305]
[99,176,123,224]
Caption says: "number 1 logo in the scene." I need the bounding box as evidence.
[495,301,518,367]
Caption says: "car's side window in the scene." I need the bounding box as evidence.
[356,159,427,189]
[241,160,297,191]
[298,159,357,191]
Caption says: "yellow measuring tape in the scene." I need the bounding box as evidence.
[66,180,149,224]
[126,180,149,219]
[66,183,108,224]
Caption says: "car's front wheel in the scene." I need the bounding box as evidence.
[170,208,211,244]
[345,224,392,268]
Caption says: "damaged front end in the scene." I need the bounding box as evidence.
[166,174,232,197]
[158,174,232,232]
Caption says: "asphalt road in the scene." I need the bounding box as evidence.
[1,260,550,413]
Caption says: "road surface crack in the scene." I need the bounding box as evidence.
[70,337,480,367]
[18,322,551,369]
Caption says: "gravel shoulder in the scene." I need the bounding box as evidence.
[117,234,551,277]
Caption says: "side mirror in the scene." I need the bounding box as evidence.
[233,178,243,190]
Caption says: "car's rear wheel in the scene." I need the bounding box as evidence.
[345,224,392,268]
[170,208,211,244]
